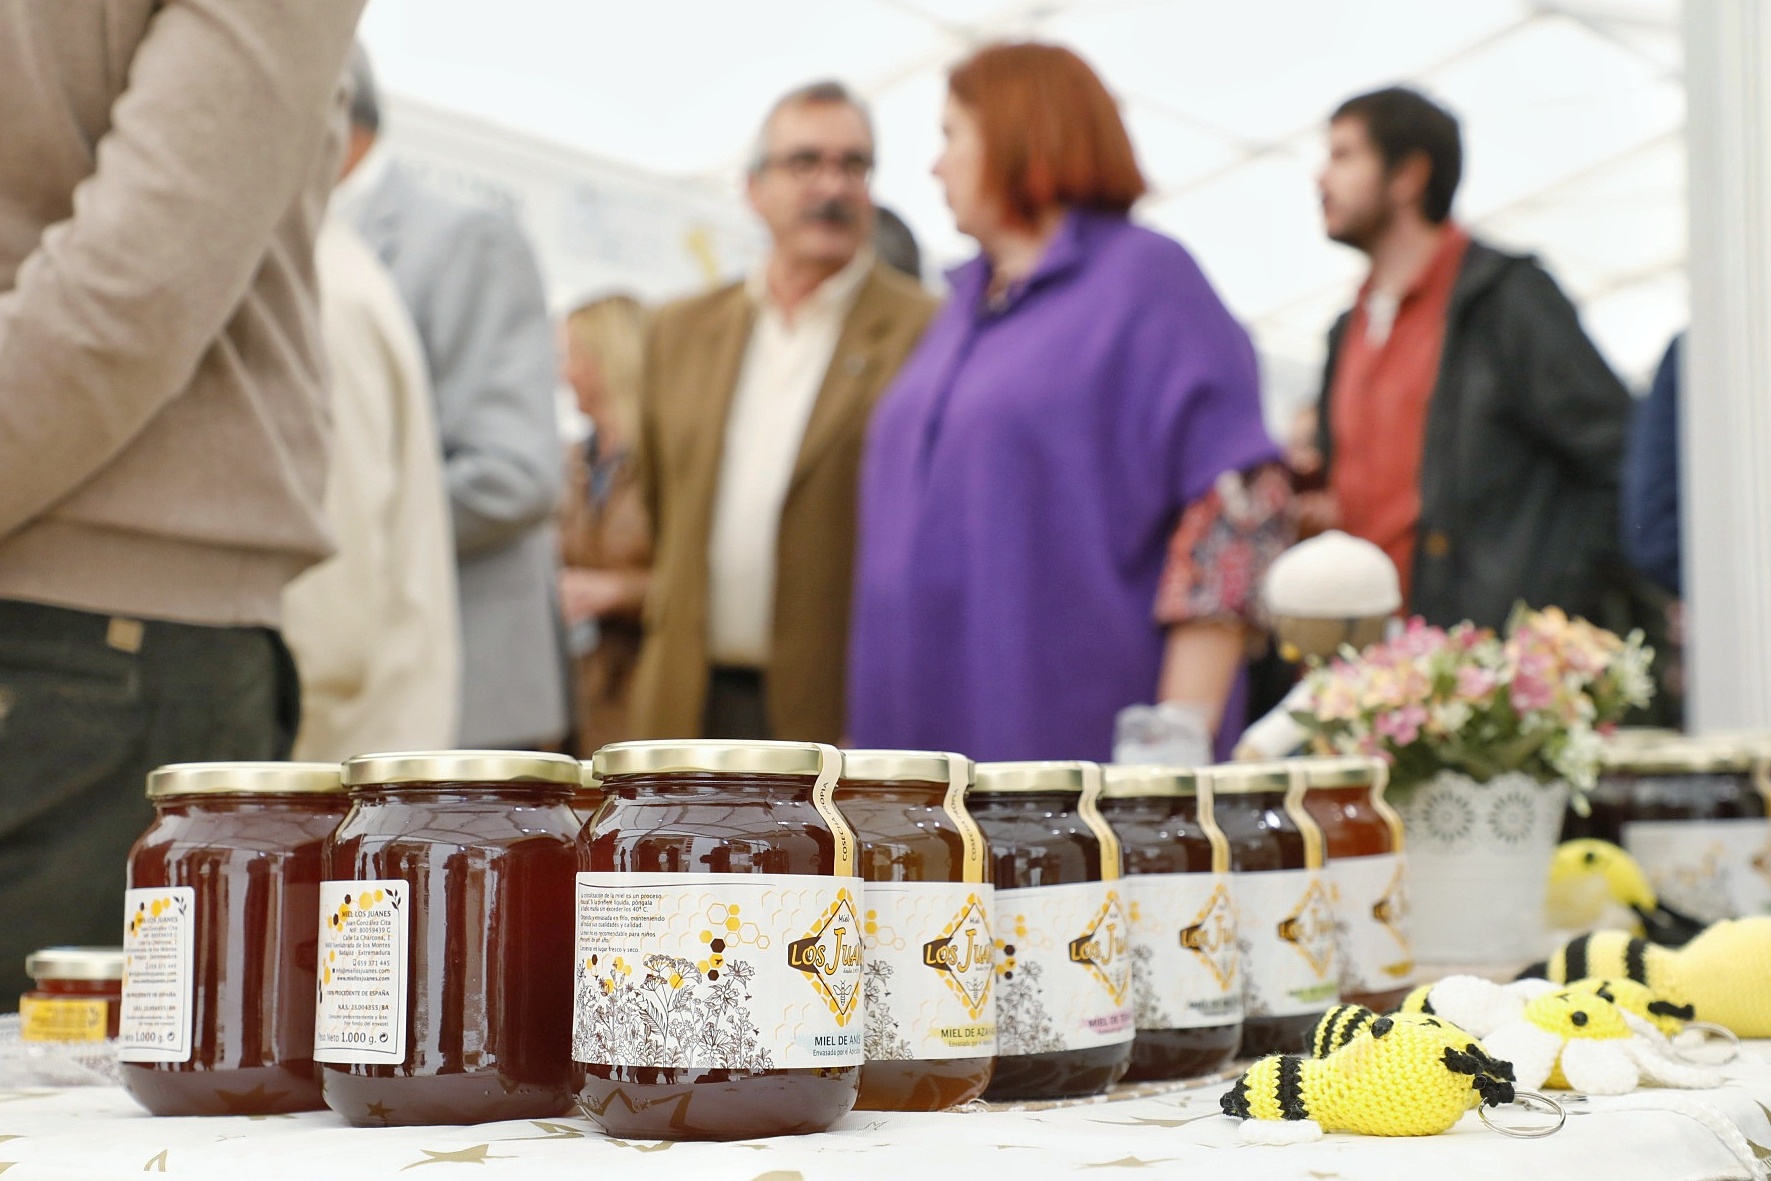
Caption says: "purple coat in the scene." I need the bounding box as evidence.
[847,211,1277,761]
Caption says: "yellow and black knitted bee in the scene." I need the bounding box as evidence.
[1523,919,1771,1036]
[1221,1006,1516,1138]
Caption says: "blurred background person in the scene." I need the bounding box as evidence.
[0,0,363,1002]
[282,166,459,761]
[1618,332,1687,726]
[558,294,652,757]
[1312,86,1631,630]
[336,45,568,750]
[873,205,923,282]
[630,81,935,744]
[848,42,1288,764]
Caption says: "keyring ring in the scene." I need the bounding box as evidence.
[1478,1091,1566,1138]
[1676,1022,1741,1064]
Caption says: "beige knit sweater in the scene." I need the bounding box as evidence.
[0,0,367,627]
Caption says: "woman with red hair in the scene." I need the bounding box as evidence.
[848,43,1290,762]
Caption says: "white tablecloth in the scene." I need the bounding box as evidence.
[0,1048,1768,1180]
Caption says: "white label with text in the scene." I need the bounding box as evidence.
[313,880,409,1064]
[118,886,195,1062]
[573,872,867,1069]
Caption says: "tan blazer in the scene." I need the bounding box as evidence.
[630,262,937,743]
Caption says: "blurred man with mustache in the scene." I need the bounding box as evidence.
[630,82,934,742]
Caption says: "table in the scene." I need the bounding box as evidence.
[0,1048,1767,1180]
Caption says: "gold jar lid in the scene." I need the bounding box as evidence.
[1204,761,1294,794]
[343,750,581,788]
[1100,764,1199,799]
[841,749,971,784]
[579,763,602,790]
[592,740,829,779]
[25,947,124,982]
[1294,756,1382,789]
[971,761,1089,795]
[147,761,343,800]
[1598,736,1754,775]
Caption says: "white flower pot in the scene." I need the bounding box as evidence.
[1394,770,1569,966]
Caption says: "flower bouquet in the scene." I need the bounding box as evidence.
[1292,606,1653,964]
[1293,606,1654,805]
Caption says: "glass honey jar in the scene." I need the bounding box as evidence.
[119,762,347,1115]
[20,948,123,1044]
[835,750,995,1111]
[1098,765,1240,1081]
[1298,756,1415,1011]
[575,740,863,1140]
[318,751,582,1126]
[969,761,1132,1101]
[1206,761,1337,1058]
[1591,736,1771,924]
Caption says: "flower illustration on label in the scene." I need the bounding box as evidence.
[1276,877,1337,980]
[1067,891,1131,1005]
[1178,882,1239,992]
[921,894,995,1019]
[788,889,864,1025]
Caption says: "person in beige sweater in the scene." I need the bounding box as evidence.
[0,0,366,1004]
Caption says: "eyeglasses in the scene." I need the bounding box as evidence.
[759,149,874,182]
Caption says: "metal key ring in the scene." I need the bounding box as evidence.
[1478,1091,1567,1138]
[1676,1022,1742,1064]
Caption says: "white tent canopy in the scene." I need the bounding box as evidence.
[359,0,1684,406]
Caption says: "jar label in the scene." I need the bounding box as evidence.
[573,872,867,1069]
[118,885,195,1062]
[993,881,1134,1056]
[313,880,409,1065]
[862,881,997,1060]
[19,998,108,1044]
[1235,868,1338,1017]
[1328,853,1415,996]
[1624,818,1771,924]
[1125,872,1242,1030]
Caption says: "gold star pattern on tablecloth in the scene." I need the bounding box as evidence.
[401,1144,512,1170]
[1081,1157,1178,1169]
[1089,1114,1218,1129]
[605,1139,674,1153]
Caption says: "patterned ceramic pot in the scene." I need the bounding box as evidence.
[1396,770,1568,966]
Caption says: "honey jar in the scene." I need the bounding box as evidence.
[1298,756,1415,1011]
[120,762,346,1115]
[969,761,1133,1101]
[1099,765,1240,1081]
[1590,736,1771,923]
[1207,761,1337,1057]
[318,751,582,1126]
[575,740,863,1140]
[836,750,995,1110]
[20,948,123,1044]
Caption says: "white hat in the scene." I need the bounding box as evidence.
[1263,530,1402,619]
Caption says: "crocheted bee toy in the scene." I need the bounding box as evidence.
[1546,839,1706,946]
[1220,1005,1515,1141]
[1522,916,1771,1038]
[1484,986,1722,1094]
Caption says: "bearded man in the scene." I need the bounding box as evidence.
[1307,86,1631,629]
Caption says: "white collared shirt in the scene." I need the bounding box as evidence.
[705,249,875,666]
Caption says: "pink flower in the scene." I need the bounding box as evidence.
[1375,705,1429,747]
[1455,665,1499,702]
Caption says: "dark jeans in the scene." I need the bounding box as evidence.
[702,666,771,740]
[0,600,298,1007]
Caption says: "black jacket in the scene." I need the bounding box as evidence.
[1318,240,1632,630]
